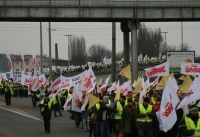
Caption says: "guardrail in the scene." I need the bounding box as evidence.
[0,0,200,7]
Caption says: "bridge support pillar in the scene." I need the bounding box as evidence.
[128,20,140,82]
[121,21,131,67]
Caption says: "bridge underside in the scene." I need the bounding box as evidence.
[0,7,200,22]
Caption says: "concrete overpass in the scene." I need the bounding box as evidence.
[0,0,199,82]
[0,0,200,22]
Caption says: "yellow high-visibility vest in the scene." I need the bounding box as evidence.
[40,99,53,112]
[137,104,152,122]
[185,117,200,137]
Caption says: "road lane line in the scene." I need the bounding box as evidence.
[0,107,41,121]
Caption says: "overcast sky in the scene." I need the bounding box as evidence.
[1,21,200,60]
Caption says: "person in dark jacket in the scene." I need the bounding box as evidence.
[179,105,200,137]
[52,92,63,117]
[39,94,53,133]
[4,84,13,106]
[96,96,111,137]
[121,99,137,137]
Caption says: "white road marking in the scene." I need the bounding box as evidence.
[0,107,41,121]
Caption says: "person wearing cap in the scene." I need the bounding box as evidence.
[95,95,111,137]
[121,99,137,137]
[135,97,154,137]
[114,95,127,137]
[179,105,200,137]
[39,94,53,133]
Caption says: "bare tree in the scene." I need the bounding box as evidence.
[88,44,111,62]
[69,36,87,65]
[179,43,192,51]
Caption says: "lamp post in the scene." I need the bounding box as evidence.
[162,32,168,51]
[63,34,73,66]
[47,26,56,82]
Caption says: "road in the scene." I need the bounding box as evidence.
[0,96,91,137]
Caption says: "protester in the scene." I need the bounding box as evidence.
[52,91,63,117]
[121,99,137,137]
[4,84,14,106]
[39,94,53,133]
[135,97,154,137]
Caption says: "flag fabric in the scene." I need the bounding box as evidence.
[132,80,136,87]
[21,73,32,85]
[160,77,179,132]
[178,75,193,93]
[155,76,168,90]
[100,75,111,93]
[37,74,46,85]
[177,76,200,114]
[139,76,146,104]
[145,61,169,77]
[150,76,160,87]
[50,76,62,91]
[31,77,41,91]
[0,73,8,83]
[88,94,100,109]
[181,62,200,75]
[56,76,73,95]
[119,64,132,80]
[120,80,132,96]
[178,75,186,81]
[81,95,89,111]
[144,78,150,89]
[71,88,81,112]
[63,96,73,111]
[5,50,14,79]
[20,51,26,75]
[32,52,40,76]
[97,77,102,85]
[114,89,121,102]
[107,82,117,94]
[170,73,179,92]
[138,52,143,62]
[133,77,142,95]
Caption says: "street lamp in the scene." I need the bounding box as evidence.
[63,34,73,66]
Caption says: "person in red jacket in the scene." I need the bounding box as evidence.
[152,97,161,113]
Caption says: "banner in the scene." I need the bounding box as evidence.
[100,75,110,93]
[0,73,7,82]
[181,62,200,75]
[37,74,46,85]
[13,71,22,82]
[5,50,13,79]
[145,61,169,77]
[120,80,132,96]
[21,73,32,85]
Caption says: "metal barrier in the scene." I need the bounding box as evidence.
[1,0,200,7]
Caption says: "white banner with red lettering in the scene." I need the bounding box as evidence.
[50,76,62,91]
[139,77,146,104]
[31,77,41,91]
[37,74,46,85]
[56,76,73,95]
[160,77,179,132]
[20,51,25,75]
[63,96,72,111]
[145,61,169,78]
[177,76,200,114]
[21,73,32,85]
[150,76,160,87]
[5,50,13,79]
[181,62,200,75]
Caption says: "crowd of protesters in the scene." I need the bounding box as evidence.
[1,73,200,137]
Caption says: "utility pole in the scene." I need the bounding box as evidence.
[40,22,43,74]
[181,22,184,51]
[162,32,168,50]
[63,34,73,66]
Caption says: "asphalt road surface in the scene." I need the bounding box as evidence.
[0,96,91,137]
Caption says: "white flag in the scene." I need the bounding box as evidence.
[63,96,72,111]
[139,76,146,104]
[150,76,160,87]
[32,52,40,76]
[144,78,150,89]
[100,75,111,93]
[5,50,13,79]
[81,95,89,111]
[71,88,81,112]
[38,74,46,85]
[145,61,169,77]
[160,78,179,132]
[21,73,32,85]
[120,80,132,96]
[177,76,200,114]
